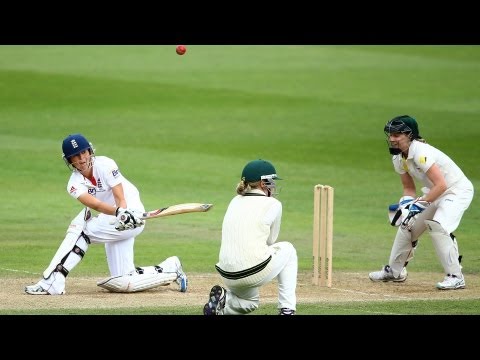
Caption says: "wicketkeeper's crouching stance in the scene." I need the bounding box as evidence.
[25,133,187,295]
[369,115,474,290]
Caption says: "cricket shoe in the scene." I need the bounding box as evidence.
[24,282,64,295]
[203,285,226,315]
[279,308,296,315]
[25,283,49,295]
[175,258,188,293]
[436,274,465,290]
[369,265,407,282]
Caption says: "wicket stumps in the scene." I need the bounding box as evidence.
[312,184,334,287]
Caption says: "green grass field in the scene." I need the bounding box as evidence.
[1,45,479,315]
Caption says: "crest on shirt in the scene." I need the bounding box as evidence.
[112,168,120,178]
[419,156,427,164]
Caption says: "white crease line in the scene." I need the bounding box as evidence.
[1,268,40,275]
[1,268,97,282]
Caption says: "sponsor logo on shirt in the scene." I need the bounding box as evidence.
[69,186,77,194]
[112,169,119,178]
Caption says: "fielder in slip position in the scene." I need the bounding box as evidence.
[25,133,187,295]
[369,115,474,290]
[203,159,298,315]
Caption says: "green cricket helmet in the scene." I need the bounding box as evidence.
[241,159,282,183]
[241,159,282,197]
[384,115,421,155]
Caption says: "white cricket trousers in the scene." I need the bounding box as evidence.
[222,241,297,315]
[389,178,474,278]
[83,213,145,277]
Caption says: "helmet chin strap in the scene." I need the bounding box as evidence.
[389,147,402,155]
[266,187,272,197]
[386,131,414,156]
[261,180,276,197]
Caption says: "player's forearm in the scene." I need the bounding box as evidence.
[92,201,117,215]
[83,197,117,215]
[420,184,446,203]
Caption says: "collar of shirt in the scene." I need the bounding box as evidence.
[245,189,266,196]
[406,140,421,160]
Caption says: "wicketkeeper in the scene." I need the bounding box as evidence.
[369,115,474,290]
[25,133,188,295]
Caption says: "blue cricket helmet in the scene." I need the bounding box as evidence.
[62,133,93,161]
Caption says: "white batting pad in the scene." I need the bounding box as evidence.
[388,227,416,278]
[97,272,177,293]
[43,209,89,278]
[426,220,462,277]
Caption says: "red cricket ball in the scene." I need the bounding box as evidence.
[176,45,187,55]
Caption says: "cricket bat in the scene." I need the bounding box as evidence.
[140,203,213,220]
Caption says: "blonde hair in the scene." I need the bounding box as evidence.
[236,177,262,195]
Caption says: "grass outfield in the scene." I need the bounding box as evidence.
[0,45,479,315]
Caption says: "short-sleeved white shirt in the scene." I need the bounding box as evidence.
[392,140,467,189]
[66,156,144,211]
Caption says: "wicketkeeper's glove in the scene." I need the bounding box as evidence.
[400,199,430,231]
[388,196,415,226]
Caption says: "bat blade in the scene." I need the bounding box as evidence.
[140,203,213,220]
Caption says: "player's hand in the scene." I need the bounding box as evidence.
[388,196,415,226]
[401,199,430,231]
[408,201,429,215]
[399,196,416,208]
[114,207,145,231]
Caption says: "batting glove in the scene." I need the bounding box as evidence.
[114,207,145,231]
